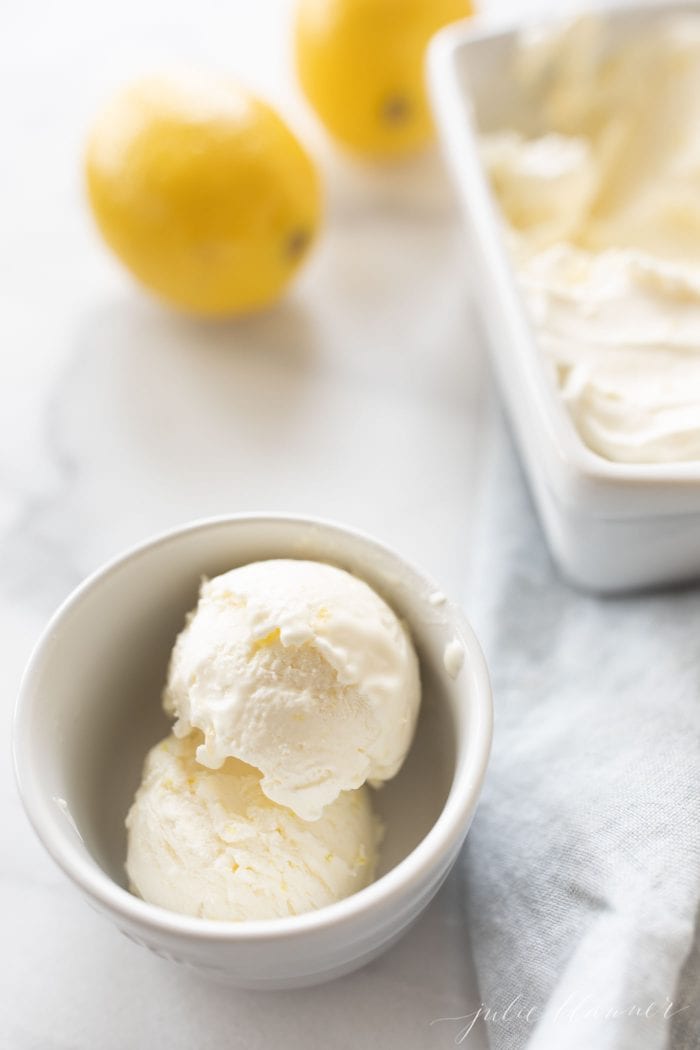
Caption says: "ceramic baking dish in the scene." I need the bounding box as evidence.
[428,1,700,593]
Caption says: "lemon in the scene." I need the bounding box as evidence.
[294,0,473,158]
[85,73,321,316]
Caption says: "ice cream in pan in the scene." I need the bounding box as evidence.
[126,559,421,921]
[481,15,700,464]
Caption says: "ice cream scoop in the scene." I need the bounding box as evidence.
[164,559,421,821]
[126,733,382,921]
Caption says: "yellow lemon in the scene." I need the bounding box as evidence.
[294,0,473,158]
[85,73,321,316]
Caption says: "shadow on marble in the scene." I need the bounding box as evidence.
[321,146,460,224]
[114,866,481,1049]
[3,856,486,1049]
[0,295,319,614]
[88,292,320,422]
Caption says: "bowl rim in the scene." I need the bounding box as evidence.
[428,0,700,495]
[13,512,493,943]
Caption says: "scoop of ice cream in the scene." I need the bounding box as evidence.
[163,559,421,821]
[126,733,381,921]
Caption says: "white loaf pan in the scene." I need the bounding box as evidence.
[428,1,700,593]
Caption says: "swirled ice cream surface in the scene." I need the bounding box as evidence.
[482,15,700,463]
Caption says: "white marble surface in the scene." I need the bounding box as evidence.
[2,0,560,1045]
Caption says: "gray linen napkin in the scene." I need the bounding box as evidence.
[461,418,700,1050]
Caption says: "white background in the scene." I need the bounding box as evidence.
[2,0,565,1046]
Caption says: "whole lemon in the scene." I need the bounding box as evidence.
[85,74,321,316]
[294,0,473,157]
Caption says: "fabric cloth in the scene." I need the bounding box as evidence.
[463,419,700,1050]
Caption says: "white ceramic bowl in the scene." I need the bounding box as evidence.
[13,515,492,989]
[429,1,700,593]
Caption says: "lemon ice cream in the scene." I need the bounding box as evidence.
[126,733,381,921]
[164,559,421,821]
[482,15,700,463]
